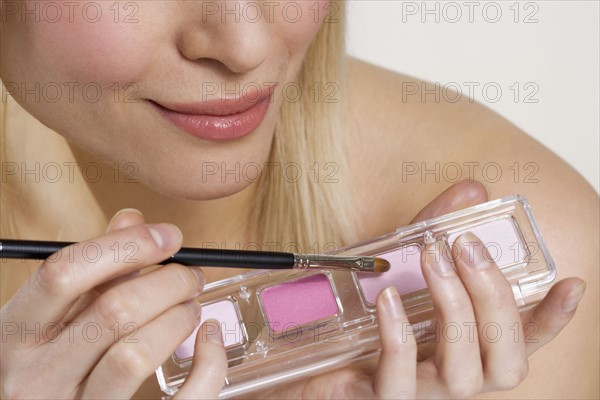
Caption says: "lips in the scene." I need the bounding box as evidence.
[150,86,274,141]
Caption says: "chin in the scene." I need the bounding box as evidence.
[137,162,259,201]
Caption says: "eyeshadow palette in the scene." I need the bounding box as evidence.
[156,195,556,398]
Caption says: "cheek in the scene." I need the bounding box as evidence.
[275,0,331,50]
[27,2,167,83]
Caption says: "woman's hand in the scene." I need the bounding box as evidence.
[257,181,585,399]
[0,210,227,399]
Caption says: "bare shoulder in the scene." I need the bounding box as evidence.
[346,58,599,398]
[345,57,598,234]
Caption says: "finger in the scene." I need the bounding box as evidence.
[105,208,146,233]
[521,278,586,355]
[452,233,528,392]
[96,209,148,292]
[175,319,228,399]
[419,241,483,399]
[8,223,183,333]
[57,263,204,382]
[81,301,202,399]
[411,180,489,223]
[59,210,149,328]
[375,287,417,399]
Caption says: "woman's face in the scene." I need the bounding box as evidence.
[1,1,329,199]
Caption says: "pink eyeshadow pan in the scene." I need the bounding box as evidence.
[357,218,525,306]
[447,218,525,267]
[175,299,244,360]
[260,274,339,333]
[357,244,426,305]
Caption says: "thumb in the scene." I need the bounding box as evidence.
[410,180,489,223]
[521,277,586,356]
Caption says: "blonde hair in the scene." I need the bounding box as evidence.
[0,0,357,253]
[251,0,358,252]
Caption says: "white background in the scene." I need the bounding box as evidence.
[346,0,599,192]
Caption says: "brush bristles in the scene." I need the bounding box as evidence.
[373,257,391,272]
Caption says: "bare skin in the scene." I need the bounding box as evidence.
[1,58,597,398]
[344,59,599,399]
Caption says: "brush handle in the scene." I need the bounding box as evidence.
[0,239,295,269]
[173,247,294,269]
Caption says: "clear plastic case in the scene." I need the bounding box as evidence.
[156,195,556,398]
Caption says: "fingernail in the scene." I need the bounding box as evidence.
[106,208,143,230]
[191,268,205,293]
[118,208,143,215]
[381,286,403,318]
[148,223,182,250]
[456,232,491,270]
[108,208,144,225]
[186,300,202,322]
[562,280,586,313]
[422,242,455,276]
[203,319,223,344]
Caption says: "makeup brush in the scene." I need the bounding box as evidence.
[0,239,390,273]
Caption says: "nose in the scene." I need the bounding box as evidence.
[178,1,271,74]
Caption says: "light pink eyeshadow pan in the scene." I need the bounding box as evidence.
[447,218,525,267]
[260,274,338,333]
[175,299,244,360]
[357,244,426,305]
